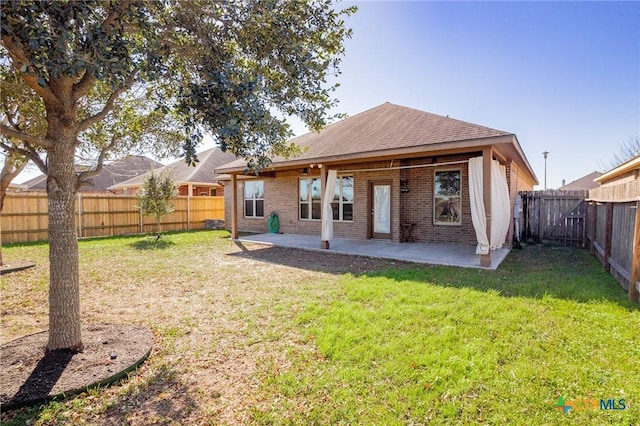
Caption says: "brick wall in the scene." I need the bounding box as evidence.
[400,157,477,246]
[225,155,534,247]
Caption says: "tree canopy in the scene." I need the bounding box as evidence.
[0,0,354,352]
[1,0,354,171]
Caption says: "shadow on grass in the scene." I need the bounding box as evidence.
[100,363,201,424]
[228,242,636,308]
[228,242,406,276]
[1,363,201,426]
[129,238,176,251]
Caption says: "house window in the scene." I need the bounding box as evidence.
[434,170,461,225]
[299,177,322,220]
[331,176,354,221]
[244,180,264,218]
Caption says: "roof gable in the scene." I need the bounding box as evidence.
[110,147,236,189]
[293,102,511,158]
[22,155,162,191]
[558,171,602,190]
[217,102,522,173]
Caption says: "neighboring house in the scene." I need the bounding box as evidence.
[109,147,236,196]
[558,171,602,191]
[217,102,538,265]
[590,155,640,201]
[5,182,28,193]
[21,155,162,193]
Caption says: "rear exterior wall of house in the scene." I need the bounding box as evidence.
[224,154,533,247]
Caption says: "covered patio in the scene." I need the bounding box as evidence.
[236,233,510,270]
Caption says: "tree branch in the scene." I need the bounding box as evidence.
[0,124,54,149]
[76,83,130,132]
[73,1,132,103]
[0,152,28,212]
[75,135,118,191]
[1,35,59,107]
[0,140,47,174]
[72,71,96,103]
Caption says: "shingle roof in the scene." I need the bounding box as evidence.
[109,147,236,189]
[22,155,162,191]
[558,171,602,190]
[217,102,513,172]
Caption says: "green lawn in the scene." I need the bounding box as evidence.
[1,231,638,425]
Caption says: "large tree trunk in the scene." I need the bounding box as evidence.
[45,106,83,353]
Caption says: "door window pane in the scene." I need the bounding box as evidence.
[374,184,390,233]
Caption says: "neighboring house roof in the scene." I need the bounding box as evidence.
[595,155,640,184]
[6,182,28,192]
[109,147,236,190]
[22,155,163,192]
[558,171,603,191]
[216,102,538,184]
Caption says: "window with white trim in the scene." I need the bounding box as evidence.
[331,175,354,221]
[244,180,264,218]
[299,177,321,220]
[434,170,461,225]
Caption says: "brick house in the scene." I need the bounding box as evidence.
[21,155,162,193]
[109,147,236,196]
[217,103,538,265]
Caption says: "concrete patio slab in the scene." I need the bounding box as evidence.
[237,233,510,270]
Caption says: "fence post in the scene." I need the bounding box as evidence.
[604,202,613,273]
[582,200,588,248]
[629,200,640,302]
[589,202,596,254]
[537,193,544,244]
[77,193,83,238]
[187,194,191,231]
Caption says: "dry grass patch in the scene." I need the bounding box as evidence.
[1,230,397,425]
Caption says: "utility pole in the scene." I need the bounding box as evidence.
[543,151,549,190]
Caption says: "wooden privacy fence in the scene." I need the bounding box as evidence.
[0,193,225,243]
[519,190,588,247]
[586,188,640,303]
[520,188,638,302]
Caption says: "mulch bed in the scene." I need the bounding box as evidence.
[0,261,36,275]
[0,323,153,410]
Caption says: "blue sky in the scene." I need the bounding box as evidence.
[305,0,639,189]
[14,1,640,189]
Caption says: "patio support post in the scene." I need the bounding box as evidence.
[481,147,492,267]
[230,174,238,239]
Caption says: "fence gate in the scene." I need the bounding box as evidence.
[520,190,588,247]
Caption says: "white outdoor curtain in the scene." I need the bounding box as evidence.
[321,169,337,241]
[468,157,511,254]
[468,157,489,254]
[490,161,511,250]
